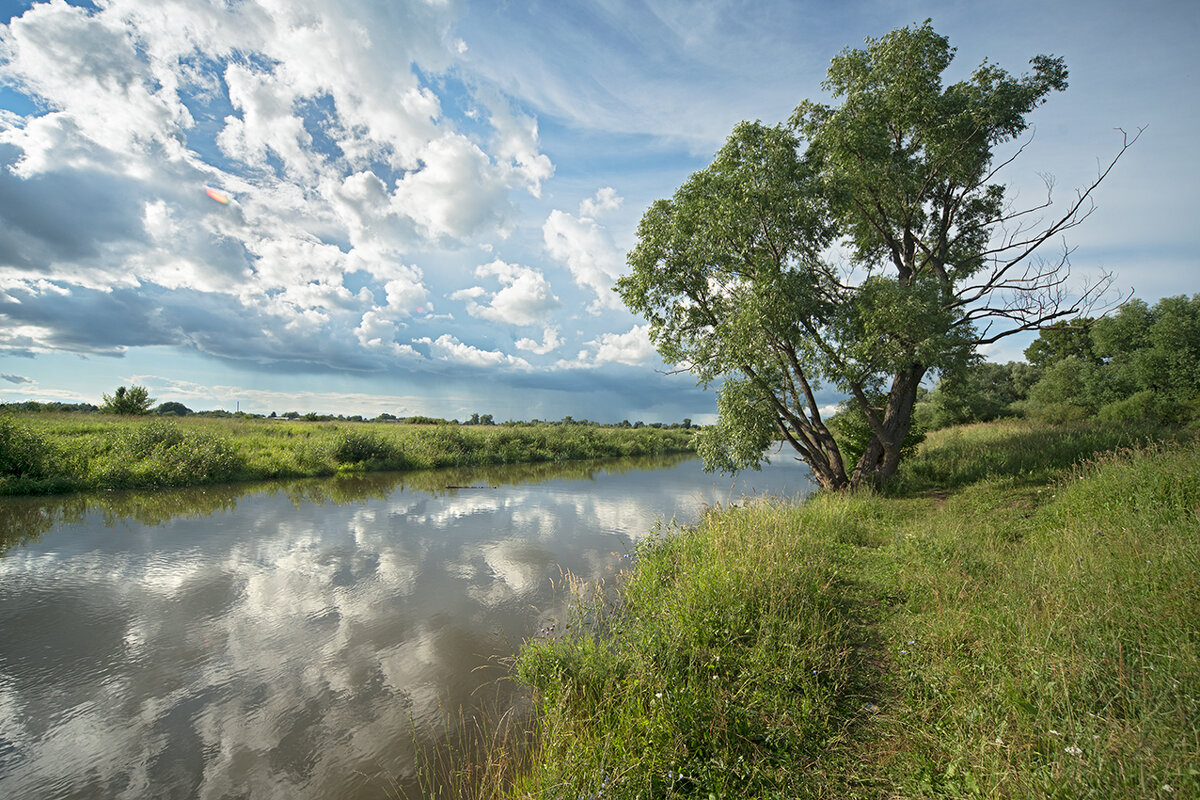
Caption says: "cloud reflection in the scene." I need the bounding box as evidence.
[0,454,813,798]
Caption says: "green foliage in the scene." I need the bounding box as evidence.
[515,504,857,798]
[1025,296,1200,421]
[0,416,55,479]
[619,20,1107,490]
[1023,319,1096,369]
[155,401,192,416]
[919,361,1034,429]
[101,384,155,415]
[831,397,925,466]
[328,428,406,468]
[89,420,244,489]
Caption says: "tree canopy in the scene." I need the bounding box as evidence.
[101,385,155,415]
[618,21,1131,490]
[1027,295,1200,422]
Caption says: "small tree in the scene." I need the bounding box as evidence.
[101,385,155,415]
[619,22,1132,490]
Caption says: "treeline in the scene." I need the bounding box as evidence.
[0,398,695,430]
[910,294,1200,432]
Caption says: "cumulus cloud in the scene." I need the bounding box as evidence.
[485,93,555,198]
[417,333,531,370]
[542,188,626,312]
[450,259,559,326]
[567,324,656,368]
[514,326,563,355]
[0,0,551,372]
[390,133,511,241]
[580,186,621,218]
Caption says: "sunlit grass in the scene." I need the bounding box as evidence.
[0,413,695,495]
[501,421,1200,799]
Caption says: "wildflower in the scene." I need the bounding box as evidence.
[994,737,1004,745]
[1163,784,1174,793]
[1048,729,1060,736]
[1064,745,1082,756]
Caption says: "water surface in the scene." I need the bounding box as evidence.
[0,453,813,799]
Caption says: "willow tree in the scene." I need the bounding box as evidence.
[617,22,1133,490]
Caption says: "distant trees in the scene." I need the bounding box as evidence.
[916,361,1038,430]
[155,401,192,416]
[1026,295,1200,423]
[910,294,1200,430]
[101,385,154,415]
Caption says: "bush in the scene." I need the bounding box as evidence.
[91,420,244,488]
[329,429,404,466]
[0,416,54,478]
[1097,389,1193,426]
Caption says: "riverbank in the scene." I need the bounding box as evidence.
[494,420,1199,799]
[0,414,695,496]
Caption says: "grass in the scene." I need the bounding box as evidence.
[0,414,695,496]
[494,419,1200,799]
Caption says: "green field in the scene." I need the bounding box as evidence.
[472,420,1200,799]
[0,413,695,496]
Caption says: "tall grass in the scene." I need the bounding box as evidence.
[504,421,1200,799]
[0,414,695,496]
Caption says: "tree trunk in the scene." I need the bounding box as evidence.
[850,362,925,488]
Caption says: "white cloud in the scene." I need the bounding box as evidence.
[514,326,563,355]
[390,133,511,241]
[0,0,552,374]
[0,0,193,170]
[354,309,397,348]
[580,186,621,218]
[486,95,555,198]
[566,324,655,368]
[217,63,317,178]
[542,190,627,312]
[417,333,531,370]
[451,259,559,326]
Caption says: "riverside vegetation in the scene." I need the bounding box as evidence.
[440,419,1199,800]
[0,414,694,496]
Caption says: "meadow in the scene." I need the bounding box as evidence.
[460,420,1200,799]
[0,413,695,496]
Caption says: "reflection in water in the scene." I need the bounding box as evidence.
[0,453,812,799]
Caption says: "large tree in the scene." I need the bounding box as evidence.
[618,22,1133,490]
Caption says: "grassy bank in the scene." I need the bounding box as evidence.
[0,414,694,496]
[498,420,1199,799]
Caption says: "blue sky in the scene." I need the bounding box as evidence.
[0,0,1195,421]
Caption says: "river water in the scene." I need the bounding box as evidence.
[0,452,813,799]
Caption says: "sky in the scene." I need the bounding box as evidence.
[0,0,1195,422]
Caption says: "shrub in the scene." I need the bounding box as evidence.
[329,429,403,466]
[1097,389,1192,425]
[0,416,54,478]
[91,420,244,488]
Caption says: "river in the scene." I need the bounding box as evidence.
[0,452,813,799]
